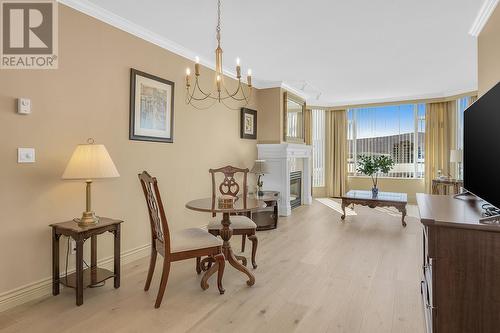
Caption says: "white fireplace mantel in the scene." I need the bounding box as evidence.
[257,143,313,216]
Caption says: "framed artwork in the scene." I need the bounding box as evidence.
[240,108,257,139]
[130,68,174,143]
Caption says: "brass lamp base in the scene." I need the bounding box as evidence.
[72,180,100,227]
[74,211,99,226]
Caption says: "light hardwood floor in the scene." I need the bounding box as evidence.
[0,200,424,333]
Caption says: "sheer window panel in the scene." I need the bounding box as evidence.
[312,109,326,187]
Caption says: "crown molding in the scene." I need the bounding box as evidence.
[469,0,499,37]
[253,80,309,99]
[308,87,478,109]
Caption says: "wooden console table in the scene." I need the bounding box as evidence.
[50,217,122,306]
[417,194,500,332]
[340,190,408,227]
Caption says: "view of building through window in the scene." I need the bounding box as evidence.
[347,104,426,178]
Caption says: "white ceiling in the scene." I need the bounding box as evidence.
[80,0,485,106]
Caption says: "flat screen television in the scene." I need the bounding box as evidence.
[464,82,500,208]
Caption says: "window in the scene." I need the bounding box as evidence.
[348,104,426,178]
[312,109,326,187]
[456,96,470,150]
[456,96,471,178]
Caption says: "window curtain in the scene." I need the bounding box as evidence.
[325,110,347,197]
[424,101,456,193]
[304,108,312,145]
[469,95,478,105]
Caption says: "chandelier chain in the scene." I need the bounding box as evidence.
[216,0,221,45]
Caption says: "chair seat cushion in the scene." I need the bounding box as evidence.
[170,228,222,253]
[208,215,257,230]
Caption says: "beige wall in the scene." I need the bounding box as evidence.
[256,87,283,143]
[478,5,500,96]
[0,5,259,295]
[347,177,424,204]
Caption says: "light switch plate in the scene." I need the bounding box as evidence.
[17,98,31,114]
[18,148,35,163]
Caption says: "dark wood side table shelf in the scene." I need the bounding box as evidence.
[431,178,463,195]
[50,217,123,306]
[251,191,279,231]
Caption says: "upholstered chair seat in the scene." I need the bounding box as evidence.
[207,215,256,230]
[171,228,223,253]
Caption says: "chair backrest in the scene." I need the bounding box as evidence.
[209,165,249,217]
[138,171,170,255]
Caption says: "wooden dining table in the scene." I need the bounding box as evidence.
[185,197,265,286]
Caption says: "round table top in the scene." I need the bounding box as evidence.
[185,197,266,214]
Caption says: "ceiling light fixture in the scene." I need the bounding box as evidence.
[185,0,252,110]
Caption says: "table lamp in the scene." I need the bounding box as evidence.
[250,160,269,197]
[62,139,120,226]
[450,149,463,180]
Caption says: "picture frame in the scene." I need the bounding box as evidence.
[129,68,174,143]
[240,107,257,140]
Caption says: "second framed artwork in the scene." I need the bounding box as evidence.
[240,108,257,140]
[130,68,175,143]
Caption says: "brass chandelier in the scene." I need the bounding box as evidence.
[185,0,253,110]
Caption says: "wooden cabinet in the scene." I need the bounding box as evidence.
[417,194,500,333]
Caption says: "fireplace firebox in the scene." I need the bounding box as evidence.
[290,171,302,209]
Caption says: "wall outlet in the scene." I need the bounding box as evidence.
[70,239,76,255]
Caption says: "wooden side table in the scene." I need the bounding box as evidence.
[251,191,279,231]
[431,178,463,195]
[50,217,123,306]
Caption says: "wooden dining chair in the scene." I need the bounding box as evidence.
[197,166,258,271]
[138,171,225,308]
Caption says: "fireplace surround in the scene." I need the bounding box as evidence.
[256,143,312,216]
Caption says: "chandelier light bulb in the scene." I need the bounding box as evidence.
[247,69,252,76]
[195,56,200,64]
[186,68,191,76]
[216,75,221,82]
[236,57,240,66]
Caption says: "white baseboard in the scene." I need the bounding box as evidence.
[0,243,151,313]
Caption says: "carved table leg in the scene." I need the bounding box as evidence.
[201,257,219,291]
[220,212,255,286]
[235,255,248,267]
[341,199,347,220]
[113,224,121,288]
[399,205,407,227]
[200,257,215,271]
[52,229,60,296]
[75,238,84,306]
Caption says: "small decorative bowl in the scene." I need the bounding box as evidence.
[218,196,234,209]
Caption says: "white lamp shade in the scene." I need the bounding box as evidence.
[450,149,463,163]
[250,160,269,174]
[62,143,120,180]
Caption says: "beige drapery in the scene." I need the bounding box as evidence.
[304,108,312,145]
[424,101,456,193]
[325,110,348,197]
[469,95,478,105]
